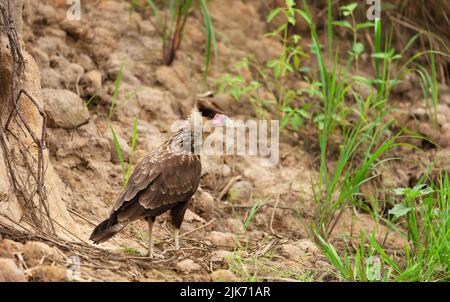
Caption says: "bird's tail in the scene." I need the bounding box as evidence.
[89,214,124,244]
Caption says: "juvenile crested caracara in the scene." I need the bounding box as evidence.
[90,94,230,258]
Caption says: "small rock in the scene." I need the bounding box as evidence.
[31,265,67,282]
[226,218,245,234]
[393,73,415,94]
[30,47,49,69]
[210,270,238,282]
[441,94,450,105]
[176,259,202,273]
[281,244,304,260]
[352,82,373,99]
[22,241,64,267]
[60,19,93,40]
[41,68,65,89]
[63,63,84,91]
[0,239,23,258]
[36,36,69,56]
[221,164,231,177]
[36,4,60,24]
[315,260,331,268]
[195,191,215,219]
[0,258,26,282]
[228,180,253,203]
[296,239,320,255]
[80,70,102,97]
[439,123,450,148]
[42,88,90,129]
[138,19,156,35]
[208,231,235,248]
[156,66,189,99]
[136,87,174,119]
[77,54,97,72]
[411,107,427,120]
[418,122,435,139]
[184,209,206,223]
[86,70,102,90]
[211,250,234,264]
[436,113,447,126]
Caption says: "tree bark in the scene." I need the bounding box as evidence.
[0,0,77,239]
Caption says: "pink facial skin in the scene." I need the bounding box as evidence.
[210,114,232,127]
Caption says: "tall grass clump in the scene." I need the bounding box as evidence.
[143,0,217,76]
[316,174,449,281]
[293,0,446,281]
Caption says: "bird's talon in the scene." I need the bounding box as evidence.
[146,252,164,260]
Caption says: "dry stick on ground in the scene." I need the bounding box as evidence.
[224,203,298,214]
[218,175,242,200]
[0,224,176,279]
[269,193,282,238]
[160,218,216,243]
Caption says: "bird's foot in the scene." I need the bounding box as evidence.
[146,251,164,260]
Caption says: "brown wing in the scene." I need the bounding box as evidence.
[111,151,201,223]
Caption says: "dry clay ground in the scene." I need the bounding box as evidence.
[2,0,449,281]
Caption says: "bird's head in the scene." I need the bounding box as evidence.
[194,91,232,128]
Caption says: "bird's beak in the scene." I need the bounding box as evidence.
[210,114,233,127]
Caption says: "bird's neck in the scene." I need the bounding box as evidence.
[167,109,202,155]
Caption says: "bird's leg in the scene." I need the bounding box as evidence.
[146,217,154,258]
[170,200,188,252]
[174,227,180,251]
[146,217,163,259]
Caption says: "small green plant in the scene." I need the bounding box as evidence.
[110,118,138,186]
[217,64,274,119]
[217,0,310,131]
[143,0,216,76]
[122,245,140,255]
[333,2,374,71]
[243,198,265,230]
[107,64,139,186]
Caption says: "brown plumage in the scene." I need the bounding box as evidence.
[90,94,229,258]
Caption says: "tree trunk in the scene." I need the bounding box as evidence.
[0,0,77,239]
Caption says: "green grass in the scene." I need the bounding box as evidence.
[107,64,139,186]
[121,245,140,255]
[143,0,217,77]
[243,198,265,230]
[296,0,448,282]
[219,0,450,282]
[316,174,449,281]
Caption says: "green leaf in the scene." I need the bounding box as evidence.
[333,21,352,29]
[108,64,123,120]
[389,203,412,218]
[287,16,296,25]
[198,0,217,78]
[267,7,283,23]
[267,59,279,68]
[352,42,365,55]
[280,116,290,129]
[296,9,311,25]
[356,22,374,30]
[293,55,300,70]
[341,3,358,16]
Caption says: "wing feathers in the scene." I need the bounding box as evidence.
[111,152,201,221]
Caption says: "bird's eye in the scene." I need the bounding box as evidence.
[201,109,215,119]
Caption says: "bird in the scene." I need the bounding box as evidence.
[89,93,231,258]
